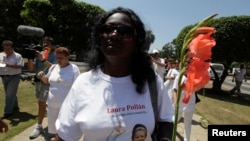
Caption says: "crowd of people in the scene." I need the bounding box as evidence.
[152,50,196,141]
[0,6,248,141]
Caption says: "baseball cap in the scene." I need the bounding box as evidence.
[152,49,159,54]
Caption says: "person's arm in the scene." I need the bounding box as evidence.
[37,71,49,84]
[41,59,52,68]
[152,57,166,67]
[0,119,8,133]
[35,51,53,69]
[5,64,22,68]
[232,72,236,82]
[54,134,64,141]
[165,70,175,81]
[5,54,24,69]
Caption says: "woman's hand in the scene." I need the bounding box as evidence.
[35,51,43,61]
[37,71,45,79]
[0,119,8,133]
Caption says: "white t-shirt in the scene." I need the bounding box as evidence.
[0,52,24,75]
[235,68,246,82]
[164,68,180,103]
[153,57,165,80]
[56,66,174,141]
[173,75,195,112]
[46,63,80,108]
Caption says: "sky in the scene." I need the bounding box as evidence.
[80,0,250,51]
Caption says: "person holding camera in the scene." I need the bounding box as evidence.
[29,36,57,139]
[0,40,24,119]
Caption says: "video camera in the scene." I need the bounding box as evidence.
[16,25,45,82]
[17,25,45,59]
[20,43,43,59]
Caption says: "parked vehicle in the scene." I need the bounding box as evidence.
[209,63,225,80]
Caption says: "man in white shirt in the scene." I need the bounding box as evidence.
[230,63,247,97]
[151,49,166,81]
[0,40,24,119]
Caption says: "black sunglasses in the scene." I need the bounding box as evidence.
[100,24,136,39]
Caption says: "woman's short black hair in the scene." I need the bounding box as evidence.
[89,7,156,94]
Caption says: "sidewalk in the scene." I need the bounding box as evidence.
[9,114,208,141]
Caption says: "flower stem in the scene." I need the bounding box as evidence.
[171,13,218,141]
[172,68,185,141]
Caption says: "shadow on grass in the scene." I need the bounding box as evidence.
[5,111,36,127]
[197,87,250,107]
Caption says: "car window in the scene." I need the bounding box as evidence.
[213,65,224,70]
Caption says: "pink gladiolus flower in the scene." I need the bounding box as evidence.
[183,58,210,103]
[187,27,216,61]
[172,13,218,141]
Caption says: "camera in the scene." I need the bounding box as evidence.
[20,43,43,59]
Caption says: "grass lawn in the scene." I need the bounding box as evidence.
[0,80,38,141]
[0,79,250,140]
[195,83,250,128]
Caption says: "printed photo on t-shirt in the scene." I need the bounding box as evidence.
[131,124,148,141]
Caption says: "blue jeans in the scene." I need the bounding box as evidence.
[1,74,20,114]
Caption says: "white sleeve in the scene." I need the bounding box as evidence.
[73,64,81,80]
[55,83,83,141]
[173,75,179,90]
[156,75,175,122]
[173,74,186,90]
[17,53,24,66]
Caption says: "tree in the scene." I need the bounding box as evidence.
[0,0,25,45]
[21,0,105,60]
[161,42,177,59]
[173,15,250,93]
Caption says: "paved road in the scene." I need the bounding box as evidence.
[222,75,250,95]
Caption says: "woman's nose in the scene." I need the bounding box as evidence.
[109,29,119,38]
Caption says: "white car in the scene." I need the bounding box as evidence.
[209,63,225,80]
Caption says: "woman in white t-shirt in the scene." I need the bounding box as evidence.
[55,7,174,141]
[173,74,196,141]
[37,47,80,136]
[164,61,180,104]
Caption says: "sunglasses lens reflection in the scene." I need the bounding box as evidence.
[101,25,135,38]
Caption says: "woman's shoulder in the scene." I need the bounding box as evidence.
[70,63,80,69]
[77,69,99,79]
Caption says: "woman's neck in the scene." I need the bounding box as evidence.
[102,64,130,77]
[60,62,70,68]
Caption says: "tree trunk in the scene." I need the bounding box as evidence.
[211,67,228,94]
